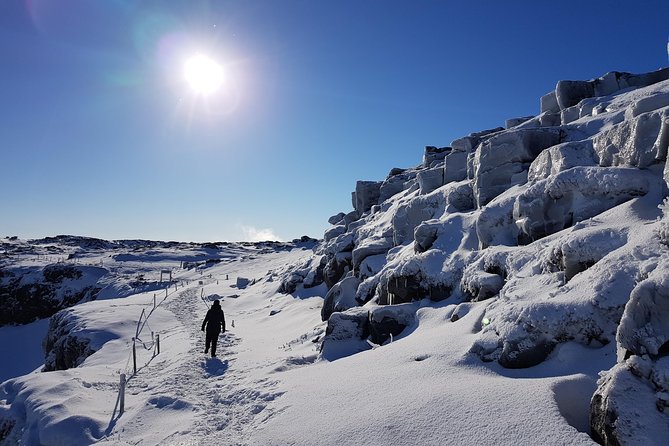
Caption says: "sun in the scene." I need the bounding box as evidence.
[184,54,224,95]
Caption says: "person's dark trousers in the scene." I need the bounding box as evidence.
[205,330,220,357]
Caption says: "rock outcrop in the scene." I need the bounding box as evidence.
[280,66,669,405]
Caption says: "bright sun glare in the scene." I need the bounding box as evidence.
[184,54,224,95]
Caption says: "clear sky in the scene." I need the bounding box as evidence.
[2,0,669,242]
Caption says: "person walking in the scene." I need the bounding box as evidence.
[201,299,226,358]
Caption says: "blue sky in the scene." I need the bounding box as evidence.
[2,0,669,242]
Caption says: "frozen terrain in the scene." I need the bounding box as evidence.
[3,66,669,445]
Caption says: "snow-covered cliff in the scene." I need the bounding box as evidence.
[284,67,669,444]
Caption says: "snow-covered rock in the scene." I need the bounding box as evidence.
[0,263,106,325]
[422,146,450,167]
[321,274,361,321]
[514,167,653,243]
[352,181,383,216]
[472,127,564,206]
[593,108,669,168]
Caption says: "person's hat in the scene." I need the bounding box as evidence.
[213,299,220,305]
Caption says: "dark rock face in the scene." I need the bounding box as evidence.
[590,392,621,446]
[353,181,383,215]
[278,273,303,294]
[43,310,96,371]
[323,308,370,342]
[368,305,416,344]
[385,275,424,304]
[43,264,82,283]
[423,146,451,167]
[369,316,406,344]
[498,336,556,369]
[381,274,450,304]
[323,254,352,289]
[321,275,361,321]
[0,265,103,326]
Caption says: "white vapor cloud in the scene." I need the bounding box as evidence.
[239,225,282,242]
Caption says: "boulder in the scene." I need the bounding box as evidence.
[476,194,518,249]
[450,127,504,153]
[540,91,560,114]
[352,237,393,273]
[323,252,352,288]
[278,273,302,294]
[443,150,468,184]
[472,128,564,206]
[324,224,347,242]
[417,166,444,195]
[617,267,669,359]
[593,108,669,168]
[555,80,595,110]
[498,335,556,369]
[505,116,534,129]
[368,303,416,344]
[303,256,327,288]
[320,307,371,360]
[353,181,383,215]
[514,167,651,244]
[528,140,597,183]
[462,271,504,301]
[591,359,669,446]
[423,146,451,167]
[386,274,423,304]
[321,274,361,321]
[328,212,346,225]
[43,309,96,371]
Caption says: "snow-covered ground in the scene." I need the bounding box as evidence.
[1,241,607,445]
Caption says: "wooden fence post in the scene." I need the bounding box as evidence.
[119,373,126,415]
[132,338,137,375]
[156,334,160,355]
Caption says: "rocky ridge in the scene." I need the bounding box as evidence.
[282,67,669,444]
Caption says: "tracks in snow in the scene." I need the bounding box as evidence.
[146,285,285,445]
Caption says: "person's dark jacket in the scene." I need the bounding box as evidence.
[201,302,225,334]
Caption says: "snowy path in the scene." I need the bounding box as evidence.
[156,285,286,445]
[98,248,318,446]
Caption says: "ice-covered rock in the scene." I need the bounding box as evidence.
[528,140,597,183]
[323,251,352,288]
[321,274,361,321]
[443,150,468,184]
[368,303,416,344]
[319,307,371,360]
[450,127,504,154]
[472,127,564,206]
[352,237,393,272]
[514,167,652,243]
[540,91,560,114]
[591,358,669,446]
[617,261,669,359]
[593,108,669,168]
[43,309,97,371]
[556,80,595,110]
[476,192,518,249]
[324,224,347,242]
[0,264,105,326]
[352,181,383,216]
[505,116,534,129]
[417,166,444,194]
[327,212,346,225]
[422,146,450,167]
[546,229,627,281]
